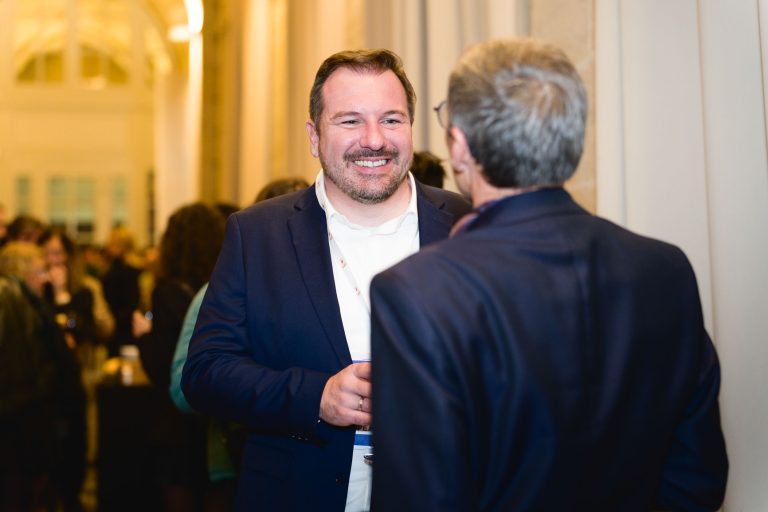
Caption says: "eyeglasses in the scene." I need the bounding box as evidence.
[433,100,449,129]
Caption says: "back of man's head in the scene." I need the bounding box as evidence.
[254,177,310,203]
[447,38,587,189]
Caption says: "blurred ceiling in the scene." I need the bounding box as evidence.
[10,0,193,80]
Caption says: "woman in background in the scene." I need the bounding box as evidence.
[0,241,86,511]
[39,228,114,350]
[132,202,226,512]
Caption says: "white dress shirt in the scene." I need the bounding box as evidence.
[315,170,420,511]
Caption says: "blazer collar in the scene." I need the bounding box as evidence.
[286,183,459,366]
[467,187,588,232]
[414,180,459,245]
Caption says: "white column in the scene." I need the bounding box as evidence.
[153,34,202,240]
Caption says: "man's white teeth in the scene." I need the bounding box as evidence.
[354,159,387,168]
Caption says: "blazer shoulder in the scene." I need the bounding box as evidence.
[416,182,472,217]
[594,215,691,268]
[232,186,317,226]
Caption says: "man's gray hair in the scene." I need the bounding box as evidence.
[447,38,587,188]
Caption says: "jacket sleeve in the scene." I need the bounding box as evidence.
[655,332,729,511]
[181,214,334,443]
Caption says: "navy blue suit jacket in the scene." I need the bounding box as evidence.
[182,183,470,511]
[370,188,728,511]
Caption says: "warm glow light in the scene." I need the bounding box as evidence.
[168,24,191,42]
[185,0,204,34]
[169,0,203,41]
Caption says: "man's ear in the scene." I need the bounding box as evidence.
[447,126,474,171]
[306,121,319,158]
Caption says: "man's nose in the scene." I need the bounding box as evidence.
[360,122,385,150]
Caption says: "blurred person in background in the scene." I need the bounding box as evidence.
[169,188,304,511]
[409,150,446,188]
[0,241,86,512]
[253,177,310,203]
[39,227,115,350]
[132,202,227,512]
[0,203,8,247]
[0,242,55,511]
[6,214,45,244]
[214,201,242,220]
[101,226,142,357]
[37,228,114,509]
[81,243,110,279]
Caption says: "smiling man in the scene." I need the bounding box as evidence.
[181,49,470,512]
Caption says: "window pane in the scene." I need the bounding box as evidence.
[43,51,64,82]
[14,0,67,84]
[48,177,68,225]
[80,45,102,80]
[17,59,38,82]
[78,0,131,87]
[16,176,32,214]
[112,177,127,226]
[106,57,128,84]
[75,177,95,222]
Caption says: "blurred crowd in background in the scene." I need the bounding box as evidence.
[0,176,315,512]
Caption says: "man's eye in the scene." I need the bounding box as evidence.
[382,118,404,126]
[340,119,360,126]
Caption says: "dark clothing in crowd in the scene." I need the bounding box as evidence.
[137,278,208,510]
[0,274,86,511]
[45,283,97,346]
[102,258,141,355]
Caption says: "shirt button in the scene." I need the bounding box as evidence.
[335,473,347,484]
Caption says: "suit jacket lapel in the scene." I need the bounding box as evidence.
[287,186,350,367]
[415,182,458,246]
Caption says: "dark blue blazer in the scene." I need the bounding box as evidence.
[182,182,470,511]
[370,188,728,512]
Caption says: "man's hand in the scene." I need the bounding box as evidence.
[319,362,372,427]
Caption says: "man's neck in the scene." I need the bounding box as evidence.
[470,174,545,209]
[325,178,412,227]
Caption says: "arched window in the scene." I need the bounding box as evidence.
[12,0,170,89]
